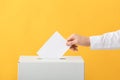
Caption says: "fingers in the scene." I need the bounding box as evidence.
[67,40,77,46]
[67,34,75,42]
[70,48,78,51]
[66,36,76,46]
[70,45,78,51]
[66,34,79,46]
[66,34,78,51]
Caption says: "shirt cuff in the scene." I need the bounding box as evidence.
[90,36,103,50]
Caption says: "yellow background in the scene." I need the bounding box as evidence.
[0,0,120,80]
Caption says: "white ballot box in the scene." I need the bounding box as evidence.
[18,56,84,80]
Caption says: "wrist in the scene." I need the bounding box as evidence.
[85,37,90,46]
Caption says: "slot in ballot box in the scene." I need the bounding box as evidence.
[18,56,84,80]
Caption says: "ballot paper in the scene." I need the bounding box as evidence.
[37,31,70,58]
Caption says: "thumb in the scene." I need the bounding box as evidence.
[66,40,77,46]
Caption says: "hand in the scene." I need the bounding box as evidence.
[66,34,90,51]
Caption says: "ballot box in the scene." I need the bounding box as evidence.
[18,56,84,80]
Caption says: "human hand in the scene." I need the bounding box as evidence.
[66,34,90,51]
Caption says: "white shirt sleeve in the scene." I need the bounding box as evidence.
[90,30,120,50]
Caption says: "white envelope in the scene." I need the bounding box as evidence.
[37,31,70,58]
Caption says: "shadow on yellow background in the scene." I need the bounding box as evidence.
[0,0,120,80]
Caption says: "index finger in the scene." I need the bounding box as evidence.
[67,34,75,41]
